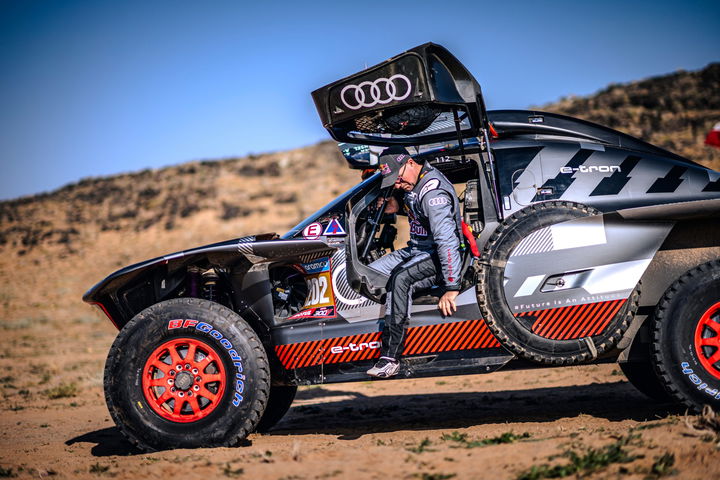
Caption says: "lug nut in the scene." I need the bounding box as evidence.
[167,379,174,385]
[178,391,185,397]
[191,368,198,375]
[169,370,176,376]
[195,376,202,382]
[176,365,182,371]
[171,387,176,392]
[193,385,200,391]
[187,391,192,397]
[184,363,191,369]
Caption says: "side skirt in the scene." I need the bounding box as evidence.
[284,348,515,385]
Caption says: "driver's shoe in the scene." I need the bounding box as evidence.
[367,356,400,378]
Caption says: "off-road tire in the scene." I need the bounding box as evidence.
[652,260,720,412]
[104,298,270,451]
[255,385,297,433]
[619,359,672,402]
[477,201,638,365]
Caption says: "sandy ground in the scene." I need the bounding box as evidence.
[1,148,719,479]
[1,309,718,480]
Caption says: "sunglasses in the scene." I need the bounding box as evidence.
[395,163,412,185]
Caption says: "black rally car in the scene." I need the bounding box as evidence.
[84,43,720,451]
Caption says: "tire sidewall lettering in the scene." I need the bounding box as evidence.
[165,319,246,407]
[679,361,720,400]
[105,298,269,450]
[655,265,720,410]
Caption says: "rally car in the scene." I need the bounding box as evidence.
[84,43,720,451]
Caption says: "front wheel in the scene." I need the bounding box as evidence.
[255,385,297,433]
[104,298,270,451]
[653,260,720,412]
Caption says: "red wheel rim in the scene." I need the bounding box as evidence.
[694,301,720,381]
[142,337,226,423]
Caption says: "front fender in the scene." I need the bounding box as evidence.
[83,233,337,329]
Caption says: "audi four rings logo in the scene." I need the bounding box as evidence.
[339,74,412,110]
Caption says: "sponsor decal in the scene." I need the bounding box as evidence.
[330,340,381,355]
[428,196,449,207]
[339,74,412,110]
[380,163,391,175]
[419,178,440,199]
[515,299,626,340]
[681,362,720,399]
[560,165,621,174]
[288,306,336,320]
[323,218,346,236]
[301,257,330,274]
[313,306,335,317]
[409,220,428,237]
[395,154,407,163]
[288,309,314,319]
[302,222,323,239]
[167,320,245,407]
[274,319,501,369]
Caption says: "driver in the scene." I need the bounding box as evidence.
[367,146,463,378]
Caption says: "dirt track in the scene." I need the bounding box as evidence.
[1,311,718,480]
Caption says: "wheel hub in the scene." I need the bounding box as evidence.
[174,371,193,391]
[694,301,720,380]
[142,337,226,423]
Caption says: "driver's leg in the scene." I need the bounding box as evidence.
[368,252,437,378]
[367,247,411,276]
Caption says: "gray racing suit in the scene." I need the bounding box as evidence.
[369,162,463,359]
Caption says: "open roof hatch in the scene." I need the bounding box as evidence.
[312,43,487,147]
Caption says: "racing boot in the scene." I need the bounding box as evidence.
[366,356,400,378]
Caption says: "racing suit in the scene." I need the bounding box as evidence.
[369,162,463,359]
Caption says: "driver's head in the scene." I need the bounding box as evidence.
[379,146,423,191]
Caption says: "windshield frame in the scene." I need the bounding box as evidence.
[281,173,380,239]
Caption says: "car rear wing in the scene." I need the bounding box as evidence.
[312,43,488,147]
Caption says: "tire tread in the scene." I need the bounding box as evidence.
[104,297,270,451]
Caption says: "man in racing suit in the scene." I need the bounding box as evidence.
[366,146,463,378]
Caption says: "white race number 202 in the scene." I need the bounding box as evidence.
[304,275,330,307]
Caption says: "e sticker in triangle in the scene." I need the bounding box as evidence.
[323,218,346,236]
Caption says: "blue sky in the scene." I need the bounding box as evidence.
[1,0,718,200]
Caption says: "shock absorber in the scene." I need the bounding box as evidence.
[187,266,201,298]
[202,269,220,303]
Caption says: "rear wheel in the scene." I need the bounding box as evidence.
[653,260,720,412]
[104,298,269,451]
[619,359,672,402]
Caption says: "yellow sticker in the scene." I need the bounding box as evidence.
[303,272,335,308]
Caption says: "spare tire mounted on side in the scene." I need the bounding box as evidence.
[477,201,639,365]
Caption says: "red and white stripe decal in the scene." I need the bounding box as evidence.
[516,299,626,340]
[274,318,500,370]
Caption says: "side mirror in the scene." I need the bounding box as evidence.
[338,143,385,170]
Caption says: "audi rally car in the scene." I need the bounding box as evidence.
[84,43,720,451]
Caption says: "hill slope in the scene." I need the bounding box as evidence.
[538,62,720,169]
[1,63,719,325]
